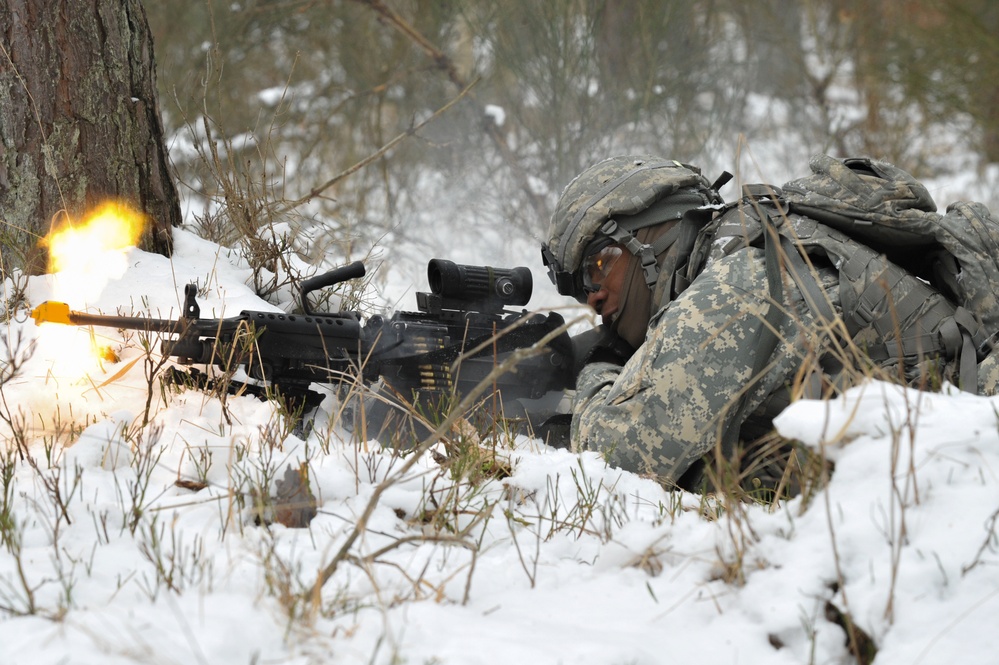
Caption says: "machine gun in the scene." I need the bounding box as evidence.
[30,259,576,444]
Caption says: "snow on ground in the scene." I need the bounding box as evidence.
[0,229,997,665]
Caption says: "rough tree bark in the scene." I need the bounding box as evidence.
[0,0,180,275]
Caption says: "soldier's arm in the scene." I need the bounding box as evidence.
[571,250,796,485]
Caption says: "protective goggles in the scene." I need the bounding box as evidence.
[581,245,624,296]
[542,240,624,303]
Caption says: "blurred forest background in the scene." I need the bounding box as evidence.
[145,0,999,298]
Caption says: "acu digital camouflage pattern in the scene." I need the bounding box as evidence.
[545,156,711,275]
[568,154,999,486]
[694,200,970,385]
[783,154,999,337]
[572,245,841,486]
[978,348,999,391]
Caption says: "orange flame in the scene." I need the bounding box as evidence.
[35,201,147,374]
[42,201,146,275]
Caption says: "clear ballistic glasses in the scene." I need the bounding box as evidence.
[581,245,624,295]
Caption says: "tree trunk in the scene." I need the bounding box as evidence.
[0,0,180,275]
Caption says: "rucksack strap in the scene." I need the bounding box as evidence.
[778,234,837,325]
[945,308,981,392]
[721,196,788,450]
[723,190,984,400]
[837,238,984,392]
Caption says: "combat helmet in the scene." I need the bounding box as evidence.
[542,156,724,302]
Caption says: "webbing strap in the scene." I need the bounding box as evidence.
[954,307,981,392]
[651,223,683,255]
[778,235,837,325]
[842,270,981,393]
[751,203,973,396]
[598,219,659,288]
[960,330,978,392]
[722,202,787,449]
[840,243,878,281]
[759,215,787,372]
[855,269,907,331]
[884,287,929,331]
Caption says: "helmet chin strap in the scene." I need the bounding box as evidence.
[610,224,680,348]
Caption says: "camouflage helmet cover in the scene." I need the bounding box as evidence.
[543,156,713,296]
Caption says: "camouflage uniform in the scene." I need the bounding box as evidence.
[572,246,838,485]
[544,154,978,489]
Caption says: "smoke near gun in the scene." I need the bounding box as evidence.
[33,201,147,378]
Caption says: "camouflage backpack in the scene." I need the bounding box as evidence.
[687,154,999,393]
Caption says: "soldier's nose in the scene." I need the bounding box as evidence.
[586,289,605,313]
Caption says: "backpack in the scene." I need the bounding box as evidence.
[687,154,999,394]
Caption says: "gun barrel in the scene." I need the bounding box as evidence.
[31,301,189,333]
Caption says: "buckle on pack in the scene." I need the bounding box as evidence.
[742,183,789,216]
[639,247,658,287]
[853,300,876,328]
[980,330,999,356]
